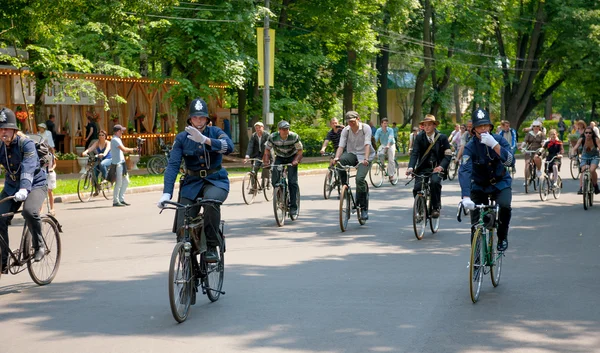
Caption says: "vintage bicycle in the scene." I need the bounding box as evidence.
[457,198,503,303]
[406,172,440,240]
[160,198,226,323]
[241,158,271,205]
[523,148,542,193]
[77,153,112,202]
[336,161,368,232]
[270,163,300,227]
[322,153,342,200]
[539,155,563,201]
[446,150,460,181]
[0,196,62,285]
[369,149,400,187]
[581,160,595,210]
[570,153,582,180]
[147,137,186,175]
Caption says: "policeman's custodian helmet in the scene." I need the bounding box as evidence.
[0,108,19,130]
[471,108,493,130]
[188,98,209,118]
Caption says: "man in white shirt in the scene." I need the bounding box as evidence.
[110,124,137,207]
[374,118,396,181]
[37,123,55,153]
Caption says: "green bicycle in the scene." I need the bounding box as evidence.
[457,198,504,303]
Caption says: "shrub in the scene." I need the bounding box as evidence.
[55,152,78,160]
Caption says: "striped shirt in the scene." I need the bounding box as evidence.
[265,131,303,158]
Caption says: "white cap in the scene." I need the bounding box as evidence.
[254,121,264,127]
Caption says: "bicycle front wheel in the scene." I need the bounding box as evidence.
[570,158,580,179]
[153,156,168,175]
[273,186,286,227]
[583,173,590,210]
[323,169,334,199]
[489,230,502,287]
[339,185,351,232]
[447,159,457,180]
[470,228,484,303]
[27,217,62,285]
[77,172,93,203]
[168,242,193,323]
[539,177,549,201]
[369,162,384,188]
[242,172,257,205]
[262,174,272,201]
[412,195,427,240]
[204,243,225,302]
[553,176,562,199]
[290,188,300,221]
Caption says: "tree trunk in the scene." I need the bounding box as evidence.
[343,49,356,115]
[376,43,389,122]
[592,99,597,122]
[410,0,432,128]
[545,94,552,120]
[238,88,249,157]
[453,84,462,123]
[34,73,46,125]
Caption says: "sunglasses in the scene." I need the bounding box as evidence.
[585,132,593,135]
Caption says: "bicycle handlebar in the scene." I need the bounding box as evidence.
[160,198,224,212]
[456,201,495,222]
[404,171,438,186]
[334,161,360,170]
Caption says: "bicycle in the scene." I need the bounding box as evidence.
[539,155,563,201]
[457,198,503,303]
[241,158,271,205]
[406,172,440,240]
[523,149,541,193]
[369,149,400,187]
[77,153,112,202]
[160,198,226,323]
[147,138,186,175]
[0,196,62,285]
[446,150,460,181]
[570,153,582,180]
[581,160,594,210]
[336,161,368,232]
[270,163,300,227]
[322,153,342,199]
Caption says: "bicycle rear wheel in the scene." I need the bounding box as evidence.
[412,195,426,240]
[552,176,562,199]
[100,180,112,200]
[539,176,549,201]
[447,159,457,180]
[204,242,225,302]
[390,161,400,185]
[489,230,502,287]
[357,184,369,225]
[429,205,440,234]
[369,162,384,188]
[242,172,257,205]
[262,174,272,201]
[77,172,93,203]
[147,156,158,174]
[323,169,334,199]
[570,158,580,180]
[153,156,168,175]
[27,218,62,285]
[470,228,484,303]
[273,186,286,226]
[339,185,350,232]
[168,242,193,323]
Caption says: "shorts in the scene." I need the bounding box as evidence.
[580,158,599,168]
[47,171,57,190]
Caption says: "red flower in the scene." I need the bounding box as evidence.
[15,111,28,122]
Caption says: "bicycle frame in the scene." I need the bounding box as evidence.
[457,201,501,265]
[335,162,359,209]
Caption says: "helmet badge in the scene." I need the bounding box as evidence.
[477,110,485,120]
[195,100,203,111]
[0,111,6,123]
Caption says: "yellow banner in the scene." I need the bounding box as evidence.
[257,27,275,87]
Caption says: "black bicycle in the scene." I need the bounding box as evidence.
[523,149,541,193]
[369,150,400,187]
[336,161,368,232]
[148,138,186,175]
[447,150,460,181]
[0,196,62,285]
[271,163,300,227]
[323,153,342,199]
[77,153,112,202]
[241,158,271,205]
[570,153,582,180]
[539,155,563,201]
[161,198,226,323]
[407,172,440,240]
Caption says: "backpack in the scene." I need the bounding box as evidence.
[20,134,52,169]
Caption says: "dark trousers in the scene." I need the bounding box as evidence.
[470,187,512,240]
[251,160,269,183]
[413,173,443,211]
[0,187,47,265]
[271,155,299,210]
[337,153,370,209]
[175,184,228,247]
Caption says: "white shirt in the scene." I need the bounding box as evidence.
[338,123,375,161]
[110,136,125,164]
[39,130,55,148]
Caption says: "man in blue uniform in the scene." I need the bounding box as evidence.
[158,98,233,260]
[459,108,514,251]
[0,108,48,273]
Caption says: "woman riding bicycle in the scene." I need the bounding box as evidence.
[520,120,545,185]
[82,129,112,180]
[572,127,600,195]
[541,129,564,188]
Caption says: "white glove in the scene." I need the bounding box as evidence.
[406,167,414,176]
[185,126,208,144]
[157,193,171,209]
[480,133,499,149]
[461,197,475,211]
[14,188,28,202]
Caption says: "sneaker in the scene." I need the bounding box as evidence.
[552,182,558,188]
[120,201,131,206]
[248,188,257,194]
[113,202,125,207]
[431,209,440,218]
[577,188,583,195]
[360,209,369,221]
[93,191,99,196]
[497,238,508,252]
[289,208,298,217]
[205,247,219,263]
[523,182,527,187]
[34,246,46,262]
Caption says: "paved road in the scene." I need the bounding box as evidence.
[1,159,599,353]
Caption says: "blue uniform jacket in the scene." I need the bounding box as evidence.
[0,135,47,195]
[458,133,514,198]
[163,126,233,199]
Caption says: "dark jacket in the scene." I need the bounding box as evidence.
[245,132,269,159]
[408,130,452,176]
[0,135,47,194]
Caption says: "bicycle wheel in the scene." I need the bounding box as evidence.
[552,176,562,199]
[100,180,112,200]
[204,243,225,302]
[339,185,351,232]
[242,172,257,205]
[469,228,484,303]
[489,230,502,287]
[390,161,400,185]
[168,242,193,323]
[147,156,158,174]
[27,218,62,285]
[273,186,286,226]
[262,175,272,201]
[539,176,549,201]
[77,172,93,203]
[323,169,334,199]
[412,195,427,240]
[524,175,529,193]
[290,188,300,221]
[570,158,580,179]
[369,162,384,188]
[447,159,457,180]
[429,205,440,234]
[583,173,590,210]
[357,184,369,226]
[153,156,168,175]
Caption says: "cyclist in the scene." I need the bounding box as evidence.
[320,118,344,156]
[374,118,397,182]
[541,129,564,188]
[82,129,112,181]
[499,120,517,155]
[263,120,303,217]
[456,120,473,161]
[520,120,545,185]
[244,121,269,190]
[334,111,375,220]
[158,98,233,261]
[406,114,452,219]
[0,108,48,273]
[572,127,600,194]
[459,108,514,252]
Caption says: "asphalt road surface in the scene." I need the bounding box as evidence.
[1,159,599,353]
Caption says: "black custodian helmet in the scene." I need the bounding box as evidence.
[0,108,19,130]
[471,108,493,132]
[187,98,209,125]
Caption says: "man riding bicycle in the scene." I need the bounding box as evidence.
[320,118,344,156]
[244,121,269,190]
[459,108,514,252]
[334,111,375,221]
[263,120,303,217]
[158,98,233,261]
[374,117,396,182]
[406,114,452,219]
[520,120,545,185]
[0,108,48,273]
